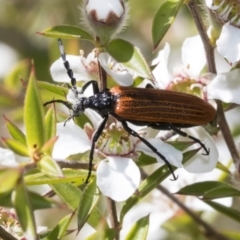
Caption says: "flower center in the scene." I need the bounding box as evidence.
[96,123,136,155]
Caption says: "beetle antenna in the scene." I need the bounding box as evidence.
[58,38,78,97]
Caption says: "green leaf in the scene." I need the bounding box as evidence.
[3,59,30,94]
[152,0,184,50]
[24,169,87,185]
[106,39,153,80]
[125,215,149,240]
[176,181,240,199]
[216,161,231,174]
[0,190,58,209]
[3,116,26,145]
[37,25,94,41]
[168,141,196,152]
[51,183,106,229]
[44,107,56,143]
[203,200,240,223]
[29,191,58,210]
[46,212,75,240]
[203,186,240,200]
[37,156,63,177]
[2,137,29,156]
[11,177,37,239]
[0,168,22,194]
[24,69,45,157]
[120,149,196,222]
[38,81,68,97]
[86,229,118,240]
[77,178,100,231]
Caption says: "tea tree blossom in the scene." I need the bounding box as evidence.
[52,112,182,201]
[50,51,134,86]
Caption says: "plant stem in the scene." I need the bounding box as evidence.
[0,226,18,240]
[188,0,240,165]
[106,197,119,240]
[97,54,107,90]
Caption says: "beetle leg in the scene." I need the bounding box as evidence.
[80,80,100,94]
[85,115,109,184]
[169,125,210,156]
[121,121,178,181]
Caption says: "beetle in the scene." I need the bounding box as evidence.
[45,39,216,183]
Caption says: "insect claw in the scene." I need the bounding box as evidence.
[170,174,178,181]
[202,147,210,156]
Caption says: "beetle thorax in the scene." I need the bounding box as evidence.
[85,91,115,116]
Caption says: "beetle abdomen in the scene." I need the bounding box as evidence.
[110,86,216,126]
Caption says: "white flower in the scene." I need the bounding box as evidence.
[215,23,240,64]
[52,108,182,201]
[151,38,223,173]
[50,51,134,86]
[0,147,29,167]
[50,52,98,83]
[99,52,134,86]
[0,147,18,167]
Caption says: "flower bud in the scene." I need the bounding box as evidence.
[81,0,130,45]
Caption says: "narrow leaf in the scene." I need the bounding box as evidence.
[38,81,68,97]
[77,178,100,231]
[24,67,45,157]
[3,116,26,145]
[24,169,87,185]
[37,156,63,177]
[152,0,184,50]
[203,186,240,200]
[0,190,58,209]
[86,229,118,240]
[46,212,75,240]
[125,215,149,240]
[3,59,30,94]
[37,25,94,41]
[11,177,37,240]
[176,181,238,198]
[2,137,29,157]
[106,39,153,80]
[44,107,56,143]
[0,168,21,194]
[51,183,106,229]
[204,200,240,223]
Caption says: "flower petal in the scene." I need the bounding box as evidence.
[52,120,91,158]
[96,156,140,202]
[182,36,206,76]
[216,22,240,64]
[0,147,18,167]
[179,127,218,173]
[99,53,134,86]
[207,69,240,104]
[135,138,182,167]
[50,55,96,82]
[152,43,171,88]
